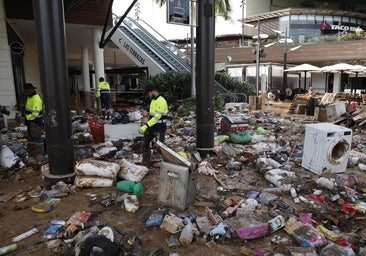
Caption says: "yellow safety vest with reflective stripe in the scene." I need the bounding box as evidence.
[25,94,43,121]
[96,81,110,97]
[147,95,168,127]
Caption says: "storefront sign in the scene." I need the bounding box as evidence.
[167,0,190,26]
[330,25,358,32]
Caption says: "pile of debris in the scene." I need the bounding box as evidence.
[0,102,365,255]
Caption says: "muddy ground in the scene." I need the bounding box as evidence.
[0,102,365,256]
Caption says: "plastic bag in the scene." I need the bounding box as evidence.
[230,132,252,144]
[128,111,142,122]
[116,180,143,195]
[0,145,24,169]
[117,158,149,182]
[75,159,120,178]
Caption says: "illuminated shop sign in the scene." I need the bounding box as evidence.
[330,25,358,32]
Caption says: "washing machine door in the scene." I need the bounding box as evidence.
[327,139,350,165]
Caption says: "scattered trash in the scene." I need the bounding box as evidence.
[124,194,139,213]
[74,175,115,188]
[117,158,149,182]
[75,158,120,178]
[12,228,39,242]
[0,145,24,169]
[0,244,17,255]
[146,208,166,227]
[116,180,143,195]
[31,198,61,213]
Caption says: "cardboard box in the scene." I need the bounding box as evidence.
[314,102,346,122]
[220,115,249,134]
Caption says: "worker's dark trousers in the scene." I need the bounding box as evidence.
[100,93,110,110]
[26,121,45,157]
[142,123,167,163]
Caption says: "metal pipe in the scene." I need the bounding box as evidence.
[191,0,196,97]
[282,26,288,92]
[255,20,260,96]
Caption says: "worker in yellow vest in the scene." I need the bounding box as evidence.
[139,84,169,166]
[24,83,44,156]
[96,77,111,120]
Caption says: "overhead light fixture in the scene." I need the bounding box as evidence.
[252,33,269,40]
[264,42,277,48]
[272,29,283,34]
[289,45,302,51]
[243,23,256,28]
[279,38,293,44]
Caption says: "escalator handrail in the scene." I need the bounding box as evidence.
[133,18,192,68]
[114,16,231,94]
[111,26,171,72]
[124,17,191,71]
[118,21,178,71]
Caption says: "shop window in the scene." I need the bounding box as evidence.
[307,15,315,21]
[315,15,323,23]
[297,15,307,24]
[342,17,349,23]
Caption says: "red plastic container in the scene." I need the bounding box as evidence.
[88,121,105,143]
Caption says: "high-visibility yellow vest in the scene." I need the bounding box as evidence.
[25,94,43,121]
[147,95,168,127]
[96,81,110,97]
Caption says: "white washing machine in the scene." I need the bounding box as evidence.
[301,123,352,175]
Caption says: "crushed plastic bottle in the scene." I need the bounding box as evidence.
[12,228,39,242]
[146,209,166,227]
[124,195,139,213]
[268,215,286,232]
[179,218,194,245]
[0,244,17,255]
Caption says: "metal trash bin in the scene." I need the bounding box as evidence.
[157,141,197,210]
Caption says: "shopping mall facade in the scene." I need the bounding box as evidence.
[214,2,366,95]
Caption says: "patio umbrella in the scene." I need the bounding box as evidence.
[348,64,366,93]
[320,63,355,72]
[320,63,356,92]
[284,63,320,89]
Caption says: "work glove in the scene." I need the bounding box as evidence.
[139,124,148,134]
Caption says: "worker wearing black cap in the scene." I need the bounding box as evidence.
[139,84,169,166]
[24,83,44,155]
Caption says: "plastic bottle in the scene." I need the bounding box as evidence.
[316,177,335,190]
[146,209,166,227]
[124,195,139,213]
[179,218,194,245]
[268,215,285,232]
[290,187,297,198]
[12,228,39,242]
[0,244,17,255]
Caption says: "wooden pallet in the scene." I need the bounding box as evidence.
[287,94,308,114]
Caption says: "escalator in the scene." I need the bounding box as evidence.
[108,17,191,76]
[108,16,236,97]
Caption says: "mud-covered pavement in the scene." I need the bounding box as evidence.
[0,102,366,256]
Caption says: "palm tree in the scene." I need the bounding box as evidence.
[154,0,232,20]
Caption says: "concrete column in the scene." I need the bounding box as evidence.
[82,46,92,109]
[93,27,104,112]
[0,0,16,126]
[333,72,341,93]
